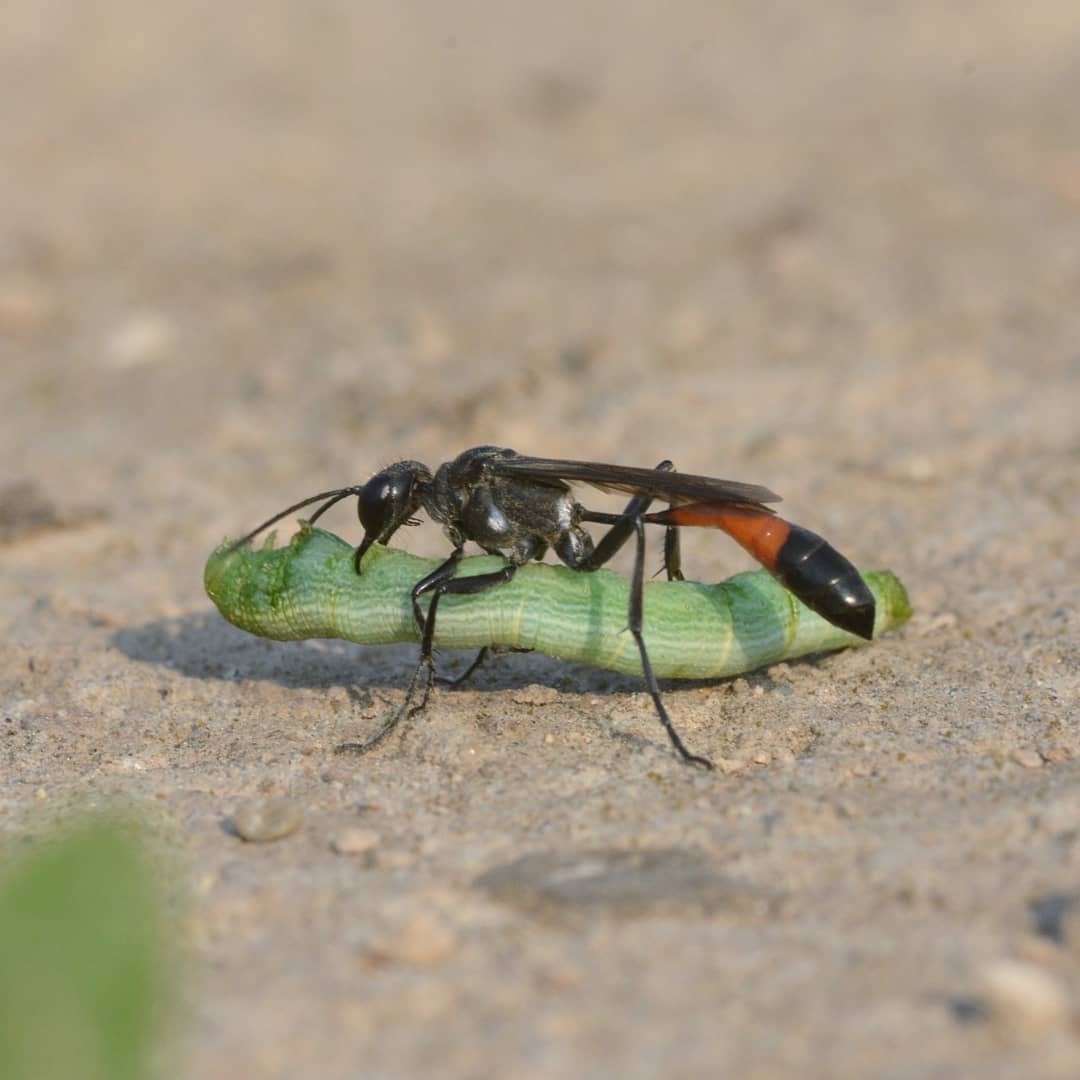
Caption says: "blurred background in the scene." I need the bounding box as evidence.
[4,2,1076,580]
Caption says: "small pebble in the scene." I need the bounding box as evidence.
[384,912,456,967]
[1042,746,1073,765]
[889,454,938,483]
[978,959,1070,1040]
[104,310,176,368]
[231,797,303,842]
[331,827,380,856]
[1011,748,1043,770]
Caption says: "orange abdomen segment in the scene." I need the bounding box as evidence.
[648,502,876,640]
[655,504,791,571]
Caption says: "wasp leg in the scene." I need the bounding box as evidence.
[336,548,536,754]
[579,460,683,580]
[625,516,713,769]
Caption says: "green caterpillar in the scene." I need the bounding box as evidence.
[206,525,909,681]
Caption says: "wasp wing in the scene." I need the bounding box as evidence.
[488,455,781,509]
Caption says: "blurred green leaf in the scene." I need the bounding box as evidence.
[0,819,166,1080]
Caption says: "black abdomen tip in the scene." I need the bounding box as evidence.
[776,525,876,640]
[831,585,876,640]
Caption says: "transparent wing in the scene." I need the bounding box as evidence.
[488,455,780,509]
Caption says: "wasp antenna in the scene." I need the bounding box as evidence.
[224,487,364,555]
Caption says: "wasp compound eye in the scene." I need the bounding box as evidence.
[358,472,401,536]
[357,461,430,542]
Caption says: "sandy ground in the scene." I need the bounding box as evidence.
[2,3,1079,1077]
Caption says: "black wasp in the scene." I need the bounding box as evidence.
[228,446,875,768]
